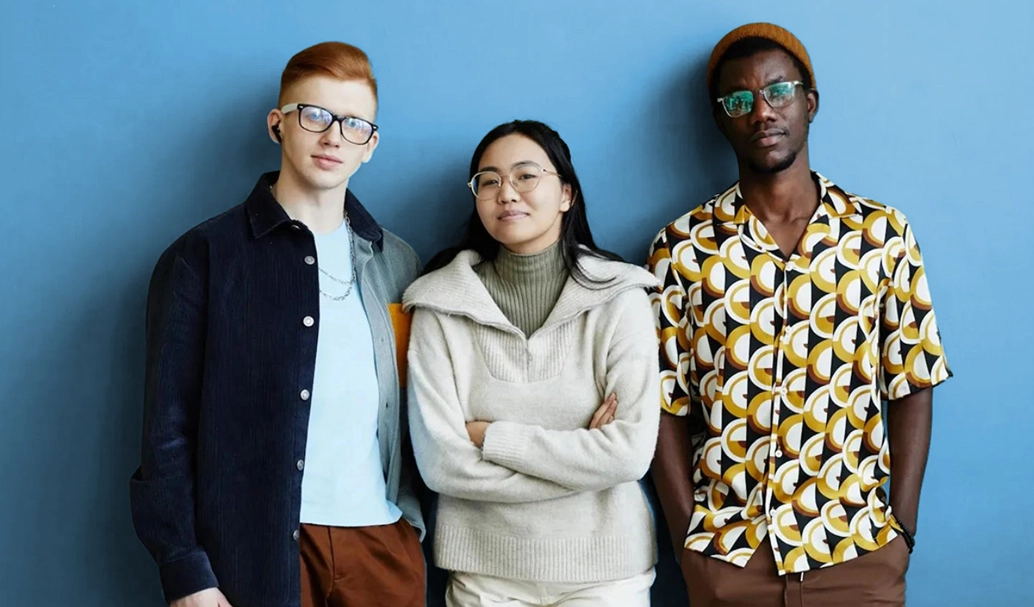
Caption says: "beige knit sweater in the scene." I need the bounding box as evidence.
[403,249,661,583]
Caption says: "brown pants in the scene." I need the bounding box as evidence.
[680,537,909,607]
[299,519,425,607]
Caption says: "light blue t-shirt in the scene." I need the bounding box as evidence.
[300,222,402,527]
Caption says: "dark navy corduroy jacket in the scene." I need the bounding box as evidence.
[129,172,424,606]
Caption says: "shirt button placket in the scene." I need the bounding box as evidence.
[771,385,788,460]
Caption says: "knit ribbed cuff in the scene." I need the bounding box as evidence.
[482,421,533,469]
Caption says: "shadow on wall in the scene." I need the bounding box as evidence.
[0,268,169,606]
[375,147,471,266]
[646,50,722,607]
[610,48,735,265]
[90,268,167,607]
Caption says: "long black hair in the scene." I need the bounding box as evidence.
[423,120,621,283]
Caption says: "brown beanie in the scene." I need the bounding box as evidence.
[706,23,815,99]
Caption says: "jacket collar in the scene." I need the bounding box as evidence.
[245,171,384,249]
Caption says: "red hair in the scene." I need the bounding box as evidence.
[278,42,377,106]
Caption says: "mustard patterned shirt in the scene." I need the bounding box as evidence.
[647,173,951,574]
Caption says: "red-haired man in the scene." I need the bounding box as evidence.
[130,42,425,607]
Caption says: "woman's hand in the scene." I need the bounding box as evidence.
[588,393,618,429]
[465,392,617,450]
[465,421,490,449]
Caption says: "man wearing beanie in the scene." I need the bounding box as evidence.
[647,23,951,605]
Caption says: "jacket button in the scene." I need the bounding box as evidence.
[300,390,310,401]
[304,256,315,265]
[303,316,314,327]
[292,529,300,541]
[297,459,305,471]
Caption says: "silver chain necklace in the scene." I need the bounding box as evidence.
[318,212,357,301]
[268,183,357,301]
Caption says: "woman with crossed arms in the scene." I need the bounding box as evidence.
[404,120,660,607]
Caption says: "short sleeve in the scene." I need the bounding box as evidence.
[648,227,694,416]
[880,218,952,400]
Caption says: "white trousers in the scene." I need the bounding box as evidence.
[445,568,655,607]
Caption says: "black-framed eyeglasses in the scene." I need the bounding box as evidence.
[716,81,806,118]
[279,103,378,145]
[468,162,562,199]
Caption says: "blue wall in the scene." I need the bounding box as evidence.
[2,1,1030,605]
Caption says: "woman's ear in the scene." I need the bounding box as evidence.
[560,184,574,212]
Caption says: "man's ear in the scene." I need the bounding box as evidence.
[360,130,380,164]
[267,109,283,144]
[807,89,820,123]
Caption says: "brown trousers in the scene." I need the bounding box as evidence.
[681,537,909,607]
[299,519,425,607]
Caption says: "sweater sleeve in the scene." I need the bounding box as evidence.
[407,309,577,504]
[480,289,661,492]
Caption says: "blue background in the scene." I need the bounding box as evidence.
[2,1,1031,605]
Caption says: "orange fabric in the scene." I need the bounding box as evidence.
[388,303,412,387]
[299,520,425,607]
[706,23,816,97]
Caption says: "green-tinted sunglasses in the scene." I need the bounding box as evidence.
[716,81,805,117]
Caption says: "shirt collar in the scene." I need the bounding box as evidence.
[721,171,859,226]
[245,171,385,249]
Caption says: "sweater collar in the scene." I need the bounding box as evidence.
[492,241,566,286]
[403,247,659,336]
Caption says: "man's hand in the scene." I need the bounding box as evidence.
[170,588,232,607]
[588,393,619,429]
